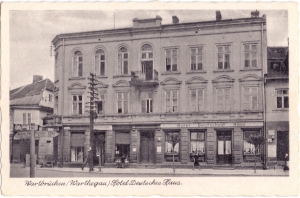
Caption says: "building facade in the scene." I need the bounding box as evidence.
[51,11,267,167]
[265,47,289,165]
[10,75,55,164]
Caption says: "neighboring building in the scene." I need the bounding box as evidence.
[10,75,55,164]
[49,11,267,168]
[265,46,289,165]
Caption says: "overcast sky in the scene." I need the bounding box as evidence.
[9,10,288,89]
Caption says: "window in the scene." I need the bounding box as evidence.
[118,47,129,75]
[190,89,204,112]
[217,45,231,69]
[276,89,289,109]
[190,47,203,70]
[55,96,58,114]
[141,93,153,113]
[141,44,153,60]
[190,131,205,153]
[96,93,105,114]
[49,94,52,102]
[216,88,231,111]
[165,132,179,153]
[244,44,257,68]
[23,113,26,124]
[165,90,178,113]
[243,87,258,111]
[165,49,178,72]
[72,95,83,115]
[22,113,31,124]
[72,51,83,77]
[27,113,31,125]
[243,131,260,154]
[117,92,129,114]
[70,133,84,162]
[95,49,105,76]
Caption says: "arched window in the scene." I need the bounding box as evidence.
[117,47,129,75]
[141,44,153,60]
[140,44,154,80]
[95,49,105,76]
[73,51,83,77]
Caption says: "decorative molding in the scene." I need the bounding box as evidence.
[160,77,182,85]
[68,82,87,90]
[212,75,235,83]
[186,76,208,84]
[239,74,262,82]
[95,81,109,88]
[113,80,130,88]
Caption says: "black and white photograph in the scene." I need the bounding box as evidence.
[1,2,299,196]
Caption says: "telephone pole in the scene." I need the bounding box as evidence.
[30,123,36,178]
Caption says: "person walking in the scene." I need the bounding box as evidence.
[283,153,289,171]
[81,147,94,172]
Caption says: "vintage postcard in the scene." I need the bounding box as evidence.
[1,2,299,196]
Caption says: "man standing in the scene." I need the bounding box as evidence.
[81,147,94,172]
[284,153,289,171]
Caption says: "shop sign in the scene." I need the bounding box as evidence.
[15,131,34,139]
[161,122,263,128]
[35,131,59,138]
[64,127,70,130]
[94,125,112,130]
[14,124,39,131]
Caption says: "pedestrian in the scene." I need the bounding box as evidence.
[283,153,289,171]
[121,154,126,168]
[81,147,94,172]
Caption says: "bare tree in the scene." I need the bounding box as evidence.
[246,135,266,173]
[166,132,180,173]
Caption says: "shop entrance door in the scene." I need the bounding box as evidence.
[277,131,289,161]
[217,131,232,164]
[95,133,105,166]
[140,132,155,163]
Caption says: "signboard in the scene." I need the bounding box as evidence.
[161,122,264,129]
[94,125,112,130]
[268,145,277,157]
[268,130,275,135]
[15,131,32,139]
[157,146,161,153]
[14,124,39,131]
[15,131,59,139]
[64,127,70,130]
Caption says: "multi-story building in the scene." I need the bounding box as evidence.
[10,75,55,164]
[265,46,289,166]
[50,10,267,168]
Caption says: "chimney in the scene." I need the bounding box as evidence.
[251,10,259,18]
[33,75,43,83]
[172,16,179,24]
[216,11,222,21]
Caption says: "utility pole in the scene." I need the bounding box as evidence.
[87,73,99,170]
[30,123,36,178]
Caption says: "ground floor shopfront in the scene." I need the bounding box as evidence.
[56,121,265,167]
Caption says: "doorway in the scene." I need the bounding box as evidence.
[277,131,289,161]
[217,131,232,164]
[142,61,153,80]
[140,132,155,163]
[95,133,105,166]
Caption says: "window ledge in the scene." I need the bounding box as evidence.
[69,77,86,80]
[113,75,131,78]
[240,68,262,71]
[213,69,234,73]
[272,109,289,112]
[186,70,207,74]
[161,71,181,75]
[96,75,108,79]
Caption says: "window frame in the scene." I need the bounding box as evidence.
[117,47,129,75]
[165,90,178,113]
[243,43,258,69]
[243,86,259,111]
[117,92,130,114]
[96,93,105,114]
[71,94,83,115]
[243,130,261,155]
[190,89,205,112]
[275,88,289,109]
[215,87,231,112]
[95,48,106,76]
[72,51,83,77]
[165,132,180,154]
[217,45,231,70]
[190,131,206,153]
[165,48,178,72]
[190,46,204,71]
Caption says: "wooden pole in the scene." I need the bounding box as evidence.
[30,123,36,178]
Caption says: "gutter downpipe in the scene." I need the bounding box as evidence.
[60,38,65,167]
[261,21,267,169]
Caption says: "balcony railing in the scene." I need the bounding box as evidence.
[130,70,159,87]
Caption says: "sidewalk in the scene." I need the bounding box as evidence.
[37,166,289,176]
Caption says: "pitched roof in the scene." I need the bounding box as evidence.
[10,79,55,106]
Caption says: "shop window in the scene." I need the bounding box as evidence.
[276,89,289,109]
[243,131,260,155]
[96,93,105,114]
[165,132,180,162]
[190,132,205,153]
[243,87,258,111]
[71,146,84,162]
[217,45,231,69]
[190,89,204,112]
[72,51,83,77]
[165,49,178,72]
[95,49,106,76]
[165,90,178,113]
[115,144,130,161]
[244,44,257,68]
[117,92,129,114]
[72,95,83,115]
[70,133,85,162]
[117,47,129,75]
[216,87,231,112]
[190,46,204,71]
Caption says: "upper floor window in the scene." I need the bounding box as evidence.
[244,44,258,68]
[141,93,153,113]
[49,94,52,102]
[190,47,203,71]
[95,49,105,76]
[72,51,83,77]
[216,88,231,112]
[96,93,105,114]
[165,49,178,72]
[243,87,258,111]
[23,113,31,125]
[118,47,129,75]
[165,90,178,113]
[141,44,153,60]
[72,95,83,115]
[117,92,129,114]
[55,96,58,114]
[190,89,204,112]
[217,45,231,69]
[276,89,289,109]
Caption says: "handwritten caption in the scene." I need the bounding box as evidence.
[25,179,182,187]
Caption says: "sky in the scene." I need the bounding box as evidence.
[9,10,288,90]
